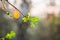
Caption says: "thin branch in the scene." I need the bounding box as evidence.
[1,0,12,15]
[6,1,25,17]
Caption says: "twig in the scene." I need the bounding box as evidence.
[0,0,12,16]
[6,1,25,17]
[1,1,7,12]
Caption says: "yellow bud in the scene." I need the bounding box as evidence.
[13,10,20,19]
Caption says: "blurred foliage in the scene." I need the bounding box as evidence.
[22,12,40,28]
[6,31,16,40]
[1,38,4,40]
[22,12,30,22]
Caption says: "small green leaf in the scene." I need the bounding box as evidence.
[7,12,12,17]
[31,23,35,28]
[6,33,12,39]
[22,17,28,22]
[29,16,40,24]
[10,31,16,37]
[8,13,12,17]
[6,31,16,39]
[28,12,30,18]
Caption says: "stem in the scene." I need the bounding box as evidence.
[1,0,9,15]
[6,1,25,17]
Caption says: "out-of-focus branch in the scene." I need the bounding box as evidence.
[0,0,25,17]
[0,0,10,15]
[6,0,25,17]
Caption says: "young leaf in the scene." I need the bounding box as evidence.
[10,31,16,37]
[22,17,28,22]
[8,13,12,17]
[31,23,35,28]
[6,33,12,39]
[6,31,16,39]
